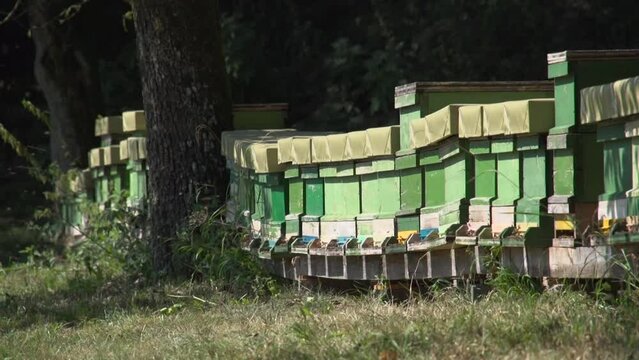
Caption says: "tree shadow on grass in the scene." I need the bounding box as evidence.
[0,267,202,332]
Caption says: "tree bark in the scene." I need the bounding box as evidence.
[28,0,102,171]
[131,0,232,273]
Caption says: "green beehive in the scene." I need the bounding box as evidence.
[59,169,94,240]
[95,116,126,146]
[89,116,130,209]
[104,145,129,204]
[119,137,148,209]
[455,105,496,245]
[394,81,554,150]
[580,75,639,244]
[88,147,107,206]
[233,103,288,130]
[220,129,300,255]
[277,133,332,246]
[546,50,639,246]
[354,126,401,253]
[405,104,474,251]
[501,99,555,247]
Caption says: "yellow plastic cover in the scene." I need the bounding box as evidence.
[458,105,483,138]
[291,137,312,165]
[103,145,125,165]
[119,137,147,161]
[424,105,462,145]
[122,111,147,132]
[310,136,331,163]
[221,129,299,173]
[482,103,506,136]
[409,117,428,149]
[138,137,147,159]
[277,137,293,163]
[503,99,554,135]
[364,126,400,157]
[615,76,639,118]
[277,132,334,164]
[221,129,295,160]
[345,131,367,160]
[580,84,617,124]
[244,143,283,173]
[581,76,639,124]
[88,148,104,168]
[323,133,348,162]
[119,139,129,160]
[95,116,123,136]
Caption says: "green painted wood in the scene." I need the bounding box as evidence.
[516,136,543,151]
[397,215,420,232]
[239,171,254,213]
[300,165,319,179]
[629,137,639,214]
[597,122,627,142]
[305,178,324,216]
[264,184,286,222]
[577,133,603,201]
[320,163,355,178]
[284,166,299,179]
[92,169,102,205]
[493,152,521,206]
[424,162,445,210]
[549,58,639,133]
[361,171,400,215]
[127,161,147,207]
[395,151,417,170]
[253,182,265,219]
[399,167,423,211]
[257,173,281,185]
[324,176,360,217]
[373,158,395,172]
[99,170,109,205]
[490,137,515,154]
[357,220,373,236]
[547,62,569,78]
[553,149,574,197]
[285,218,300,235]
[443,153,472,204]
[471,153,497,205]
[288,178,304,215]
[419,149,440,166]
[600,137,632,200]
[399,102,426,150]
[517,148,549,225]
[469,139,490,155]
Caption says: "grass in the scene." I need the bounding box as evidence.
[2,262,639,359]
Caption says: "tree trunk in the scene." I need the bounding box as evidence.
[28,0,103,171]
[131,0,232,273]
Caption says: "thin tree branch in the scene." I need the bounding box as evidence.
[0,0,23,26]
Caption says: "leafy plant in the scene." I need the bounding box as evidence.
[175,205,278,297]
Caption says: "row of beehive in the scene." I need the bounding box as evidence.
[60,104,291,238]
[221,50,639,260]
[60,111,148,239]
